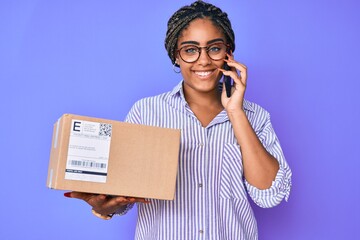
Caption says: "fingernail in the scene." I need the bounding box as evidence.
[64,192,72,198]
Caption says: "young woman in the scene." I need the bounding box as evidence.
[65,1,292,239]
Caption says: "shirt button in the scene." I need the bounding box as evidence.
[199,230,204,234]
[198,183,203,188]
[199,143,204,147]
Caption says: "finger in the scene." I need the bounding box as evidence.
[224,59,247,76]
[101,196,130,209]
[218,68,240,83]
[134,198,151,204]
[225,61,247,76]
[66,192,108,207]
[221,81,226,95]
[88,194,108,207]
[227,52,243,69]
[224,65,247,87]
[226,56,247,70]
[221,81,230,98]
[126,197,151,204]
[97,196,141,209]
[90,196,129,216]
[226,52,242,63]
[96,197,150,212]
[219,69,246,97]
[65,191,94,201]
[224,57,247,84]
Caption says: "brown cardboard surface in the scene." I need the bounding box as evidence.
[47,114,180,200]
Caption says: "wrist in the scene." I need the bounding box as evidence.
[227,108,245,119]
[91,209,114,220]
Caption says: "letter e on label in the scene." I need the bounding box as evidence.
[73,121,81,132]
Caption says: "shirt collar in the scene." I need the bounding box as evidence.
[169,80,184,97]
[243,99,255,113]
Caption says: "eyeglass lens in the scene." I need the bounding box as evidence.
[179,43,227,63]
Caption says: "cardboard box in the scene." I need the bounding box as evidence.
[47,114,180,200]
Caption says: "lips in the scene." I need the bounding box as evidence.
[193,70,216,78]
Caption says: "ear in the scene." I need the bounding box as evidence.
[175,58,180,67]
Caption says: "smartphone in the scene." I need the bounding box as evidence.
[224,62,232,98]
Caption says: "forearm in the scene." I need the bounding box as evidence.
[228,110,279,189]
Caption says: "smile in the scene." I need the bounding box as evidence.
[194,70,214,77]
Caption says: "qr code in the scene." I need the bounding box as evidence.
[99,123,112,137]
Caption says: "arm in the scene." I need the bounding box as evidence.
[231,107,292,207]
[65,192,147,219]
[220,54,291,207]
[220,53,277,189]
[227,110,279,189]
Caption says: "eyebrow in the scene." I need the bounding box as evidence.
[180,38,225,46]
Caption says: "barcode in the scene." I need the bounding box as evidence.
[69,160,107,169]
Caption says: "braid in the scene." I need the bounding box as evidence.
[165,0,235,66]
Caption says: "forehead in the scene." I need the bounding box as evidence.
[177,18,225,45]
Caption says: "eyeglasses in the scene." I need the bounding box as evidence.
[177,42,230,63]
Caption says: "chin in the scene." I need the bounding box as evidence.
[190,80,220,93]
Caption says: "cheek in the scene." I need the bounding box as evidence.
[178,61,191,71]
[217,60,225,69]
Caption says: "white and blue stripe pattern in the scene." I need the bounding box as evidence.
[124,81,292,240]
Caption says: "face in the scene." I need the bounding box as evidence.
[176,18,227,95]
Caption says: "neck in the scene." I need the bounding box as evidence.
[183,84,222,107]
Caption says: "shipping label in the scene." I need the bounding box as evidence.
[65,119,112,183]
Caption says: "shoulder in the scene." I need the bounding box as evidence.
[132,91,173,109]
[125,90,175,124]
[243,99,271,128]
[244,99,269,116]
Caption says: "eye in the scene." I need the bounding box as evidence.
[182,46,199,54]
[208,44,222,53]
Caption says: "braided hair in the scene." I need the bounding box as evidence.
[165,0,235,66]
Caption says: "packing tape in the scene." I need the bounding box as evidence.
[54,117,60,148]
[48,169,53,188]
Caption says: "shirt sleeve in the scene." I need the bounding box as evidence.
[124,100,142,124]
[115,203,135,216]
[244,110,292,208]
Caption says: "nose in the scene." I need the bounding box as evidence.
[197,48,212,66]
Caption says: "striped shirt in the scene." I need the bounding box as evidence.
[123,81,292,240]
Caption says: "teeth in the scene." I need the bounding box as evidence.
[195,71,212,77]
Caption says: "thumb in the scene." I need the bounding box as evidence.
[221,81,227,98]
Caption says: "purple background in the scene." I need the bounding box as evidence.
[1,0,359,239]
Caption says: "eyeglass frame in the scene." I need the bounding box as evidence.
[176,42,231,64]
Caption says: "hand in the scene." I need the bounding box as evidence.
[64,192,149,216]
[219,53,247,113]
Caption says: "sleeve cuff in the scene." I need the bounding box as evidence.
[114,203,135,216]
[245,166,292,208]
